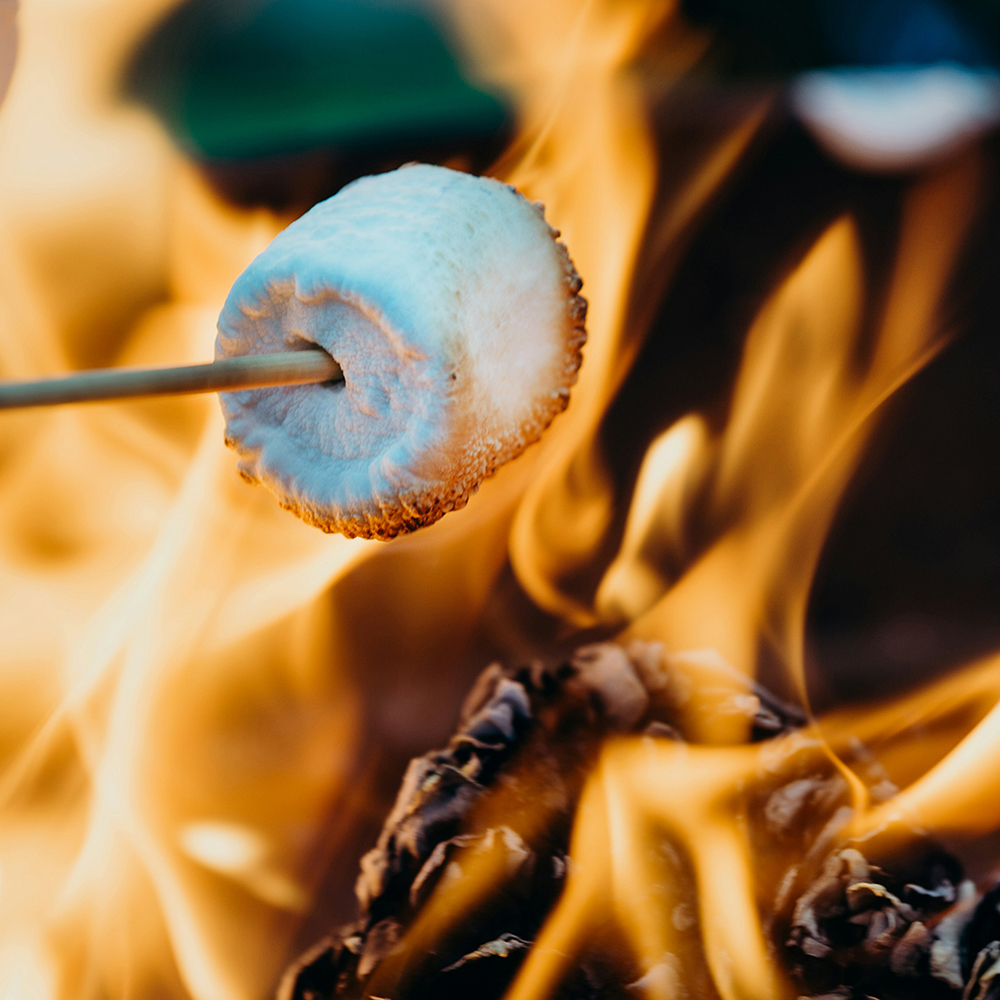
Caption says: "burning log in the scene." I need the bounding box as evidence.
[277,641,804,1000]
[277,642,1000,1000]
[781,845,973,999]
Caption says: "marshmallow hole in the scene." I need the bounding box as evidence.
[281,336,344,390]
[219,289,446,532]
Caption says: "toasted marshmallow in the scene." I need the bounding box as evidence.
[216,164,586,539]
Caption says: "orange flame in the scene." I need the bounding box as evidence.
[2,1,1000,1000]
[497,151,988,1000]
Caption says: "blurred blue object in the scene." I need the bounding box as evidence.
[816,0,989,67]
[682,0,999,72]
[681,0,1000,171]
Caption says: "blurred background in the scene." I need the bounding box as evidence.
[1,0,1000,998]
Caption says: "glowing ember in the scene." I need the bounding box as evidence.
[216,163,587,541]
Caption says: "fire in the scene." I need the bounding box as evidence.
[0,2,373,997]
[624,154,979,700]
[2,1,1000,1000]
[495,148,985,999]
[451,0,768,626]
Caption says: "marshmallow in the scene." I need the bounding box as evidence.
[215,164,587,539]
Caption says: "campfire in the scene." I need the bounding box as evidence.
[3,1,1000,1000]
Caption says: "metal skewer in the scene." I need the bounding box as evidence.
[0,349,343,410]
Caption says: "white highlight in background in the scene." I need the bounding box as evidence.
[792,64,1000,172]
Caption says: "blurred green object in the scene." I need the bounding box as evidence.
[124,0,511,163]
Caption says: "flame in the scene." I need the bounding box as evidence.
[0,0,727,996]
[3,1,1000,999]
[848,648,1000,841]
[450,0,772,625]
[498,138,991,1000]
[0,3,373,998]
[623,155,980,696]
[501,151,988,999]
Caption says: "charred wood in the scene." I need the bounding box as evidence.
[277,642,1000,1000]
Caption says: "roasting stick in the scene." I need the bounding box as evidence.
[0,349,343,409]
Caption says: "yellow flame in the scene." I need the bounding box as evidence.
[505,640,1000,1000]
[849,649,1000,841]
[508,740,781,1000]
[0,0,732,996]
[453,0,773,625]
[624,152,981,708]
[596,415,710,624]
[2,1,999,1000]
[498,151,988,1000]
[0,3,399,998]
